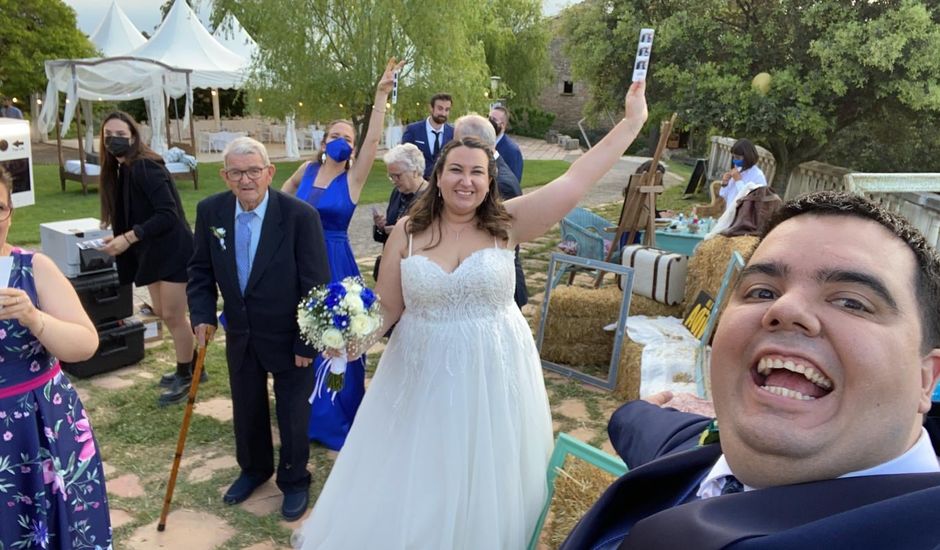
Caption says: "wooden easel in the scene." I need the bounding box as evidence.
[594,113,677,288]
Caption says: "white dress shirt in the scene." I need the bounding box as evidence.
[697,428,940,499]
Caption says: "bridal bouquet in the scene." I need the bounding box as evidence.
[297,277,383,399]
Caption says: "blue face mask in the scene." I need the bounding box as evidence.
[731,158,745,169]
[325,138,353,162]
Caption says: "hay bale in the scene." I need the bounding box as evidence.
[546,456,619,548]
[683,235,759,318]
[536,286,624,366]
[542,341,612,369]
[614,338,644,401]
[544,285,623,319]
[534,285,653,399]
[627,295,684,318]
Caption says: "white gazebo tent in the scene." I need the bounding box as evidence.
[89,0,146,57]
[72,1,149,149]
[128,0,249,141]
[38,57,195,193]
[212,12,259,62]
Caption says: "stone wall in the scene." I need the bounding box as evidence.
[537,34,591,131]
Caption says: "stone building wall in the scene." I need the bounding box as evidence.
[537,34,592,132]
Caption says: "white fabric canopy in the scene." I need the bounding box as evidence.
[212,12,259,63]
[89,1,146,57]
[284,114,300,160]
[38,57,193,153]
[128,0,249,89]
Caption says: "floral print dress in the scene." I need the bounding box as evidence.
[0,250,111,549]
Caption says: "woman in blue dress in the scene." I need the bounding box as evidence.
[0,169,111,549]
[281,58,404,450]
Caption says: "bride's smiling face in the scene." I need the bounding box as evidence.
[437,146,490,214]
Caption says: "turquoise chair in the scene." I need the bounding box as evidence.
[553,207,620,287]
[527,433,628,550]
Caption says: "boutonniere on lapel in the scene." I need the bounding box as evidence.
[210,226,227,250]
[698,419,720,446]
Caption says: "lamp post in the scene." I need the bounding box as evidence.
[489,75,502,110]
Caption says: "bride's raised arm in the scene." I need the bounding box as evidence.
[506,81,647,244]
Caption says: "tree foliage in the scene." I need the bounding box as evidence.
[561,0,940,186]
[481,0,552,106]
[0,0,96,100]
[211,0,549,145]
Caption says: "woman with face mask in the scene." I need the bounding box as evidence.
[281,58,404,451]
[98,111,196,406]
[718,138,768,217]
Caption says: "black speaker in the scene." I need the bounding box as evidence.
[70,270,132,325]
[61,319,145,378]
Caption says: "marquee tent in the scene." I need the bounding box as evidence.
[89,1,146,57]
[128,0,249,90]
[212,12,259,63]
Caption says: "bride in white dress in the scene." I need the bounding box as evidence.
[294,81,648,549]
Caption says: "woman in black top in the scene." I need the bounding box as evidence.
[372,143,428,244]
[98,111,196,405]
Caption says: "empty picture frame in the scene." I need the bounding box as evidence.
[537,253,635,391]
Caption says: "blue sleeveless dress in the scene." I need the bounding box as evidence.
[0,250,112,549]
[296,163,367,451]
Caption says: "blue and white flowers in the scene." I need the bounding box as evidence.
[297,277,382,397]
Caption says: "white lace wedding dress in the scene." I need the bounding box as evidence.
[293,244,553,549]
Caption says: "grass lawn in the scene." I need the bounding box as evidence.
[15,159,569,246]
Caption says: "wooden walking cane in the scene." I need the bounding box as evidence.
[157,326,215,531]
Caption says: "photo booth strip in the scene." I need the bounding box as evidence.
[632,28,655,82]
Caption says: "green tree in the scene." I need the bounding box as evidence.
[481,0,552,107]
[0,0,96,101]
[562,0,940,187]
[211,0,549,148]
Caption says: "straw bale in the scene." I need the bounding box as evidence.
[613,338,644,401]
[683,235,759,318]
[536,285,625,364]
[627,295,684,318]
[542,341,612,369]
[545,285,624,319]
[546,456,619,548]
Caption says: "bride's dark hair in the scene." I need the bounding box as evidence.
[405,137,512,250]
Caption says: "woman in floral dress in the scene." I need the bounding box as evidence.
[0,168,111,549]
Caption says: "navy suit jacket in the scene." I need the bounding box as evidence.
[187,189,331,373]
[496,134,524,183]
[562,401,940,550]
[402,119,454,179]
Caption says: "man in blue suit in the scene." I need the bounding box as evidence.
[187,137,331,521]
[402,92,453,179]
[563,191,940,549]
[489,105,524,183]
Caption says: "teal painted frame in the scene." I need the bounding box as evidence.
[527,433,628,550]
[694,251,745,398]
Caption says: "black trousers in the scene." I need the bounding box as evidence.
[226,340,314,494]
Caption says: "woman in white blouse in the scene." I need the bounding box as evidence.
[718,138,767,217]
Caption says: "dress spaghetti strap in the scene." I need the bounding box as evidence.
[408,233,414,257]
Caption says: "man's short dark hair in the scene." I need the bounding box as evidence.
[430,93,452,108]
[491,105,510,122]
[762,191,940,352]
[731,139,760,171]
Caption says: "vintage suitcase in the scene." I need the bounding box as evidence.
[61,319,145,378]
[70,270,132,325]
[620,245,688,305]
